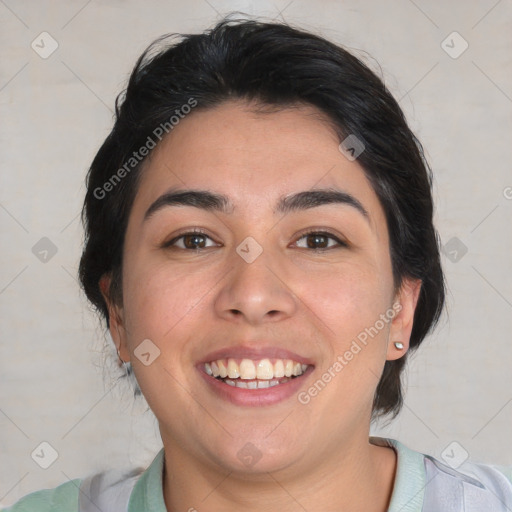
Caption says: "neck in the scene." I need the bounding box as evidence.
[161,435,397,512]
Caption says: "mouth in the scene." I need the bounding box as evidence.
[204,357,310,389]
[197,351,314,406]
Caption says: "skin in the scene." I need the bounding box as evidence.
[101,100,421,511]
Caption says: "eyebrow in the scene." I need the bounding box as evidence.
[144,187,369,222]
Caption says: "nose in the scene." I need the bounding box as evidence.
[214,246,297,326]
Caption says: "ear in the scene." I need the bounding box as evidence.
[386,278,422,361]
[99,274,130,363]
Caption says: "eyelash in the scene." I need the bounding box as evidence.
[163,228,347,251]
[295,229,348,250]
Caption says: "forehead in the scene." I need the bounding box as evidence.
[132,100,385,230]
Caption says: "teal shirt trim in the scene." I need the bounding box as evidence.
[371,436,427,512]
[128,448,166,511]
[1,478,81,512]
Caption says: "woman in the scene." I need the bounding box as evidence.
[4,16,511,512]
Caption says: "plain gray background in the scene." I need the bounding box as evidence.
[1,0,511,507]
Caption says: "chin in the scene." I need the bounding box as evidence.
[208,435,304,476]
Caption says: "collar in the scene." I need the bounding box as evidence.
[128,437,427,511]
[370,436,426,512]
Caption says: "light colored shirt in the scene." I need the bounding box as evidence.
[3,436,512,511]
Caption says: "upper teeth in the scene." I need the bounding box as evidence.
[205,358,308,380]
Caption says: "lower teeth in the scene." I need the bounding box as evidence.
[219,377,292,389]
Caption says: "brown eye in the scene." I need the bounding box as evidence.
[164,231,218,250]
[295,231,346,250]
[182,233,208,249]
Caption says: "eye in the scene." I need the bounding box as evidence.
[163,230,219,250]
[294,230,347,250]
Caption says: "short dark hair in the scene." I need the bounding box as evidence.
[79,16,445,422]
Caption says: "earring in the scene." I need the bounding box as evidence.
[116,345,126,367]
[394,342,404,350]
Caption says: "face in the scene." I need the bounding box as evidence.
[103,100,420,476]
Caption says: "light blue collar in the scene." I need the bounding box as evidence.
[128,437,426,511]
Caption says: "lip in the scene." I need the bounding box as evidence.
[199,346,314,366]
[197,364,314,406]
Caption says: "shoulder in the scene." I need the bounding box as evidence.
[419,449,512,510]
[453,458,512,495]
[374,437,512,511]
[424,452,512,485]
[1,466,144,512]
[1,478,81,512]
[1,449,164,512]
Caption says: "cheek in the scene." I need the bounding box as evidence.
[305,268,393,407]
[304,259,393,342]
[119,259,211,412]
[121,257,212,349]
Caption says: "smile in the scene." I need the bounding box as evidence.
[205,358,309,389]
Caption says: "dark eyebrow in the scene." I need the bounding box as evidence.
[144,187,369,222]
[144,189,234,219]
[276,188,369,221]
